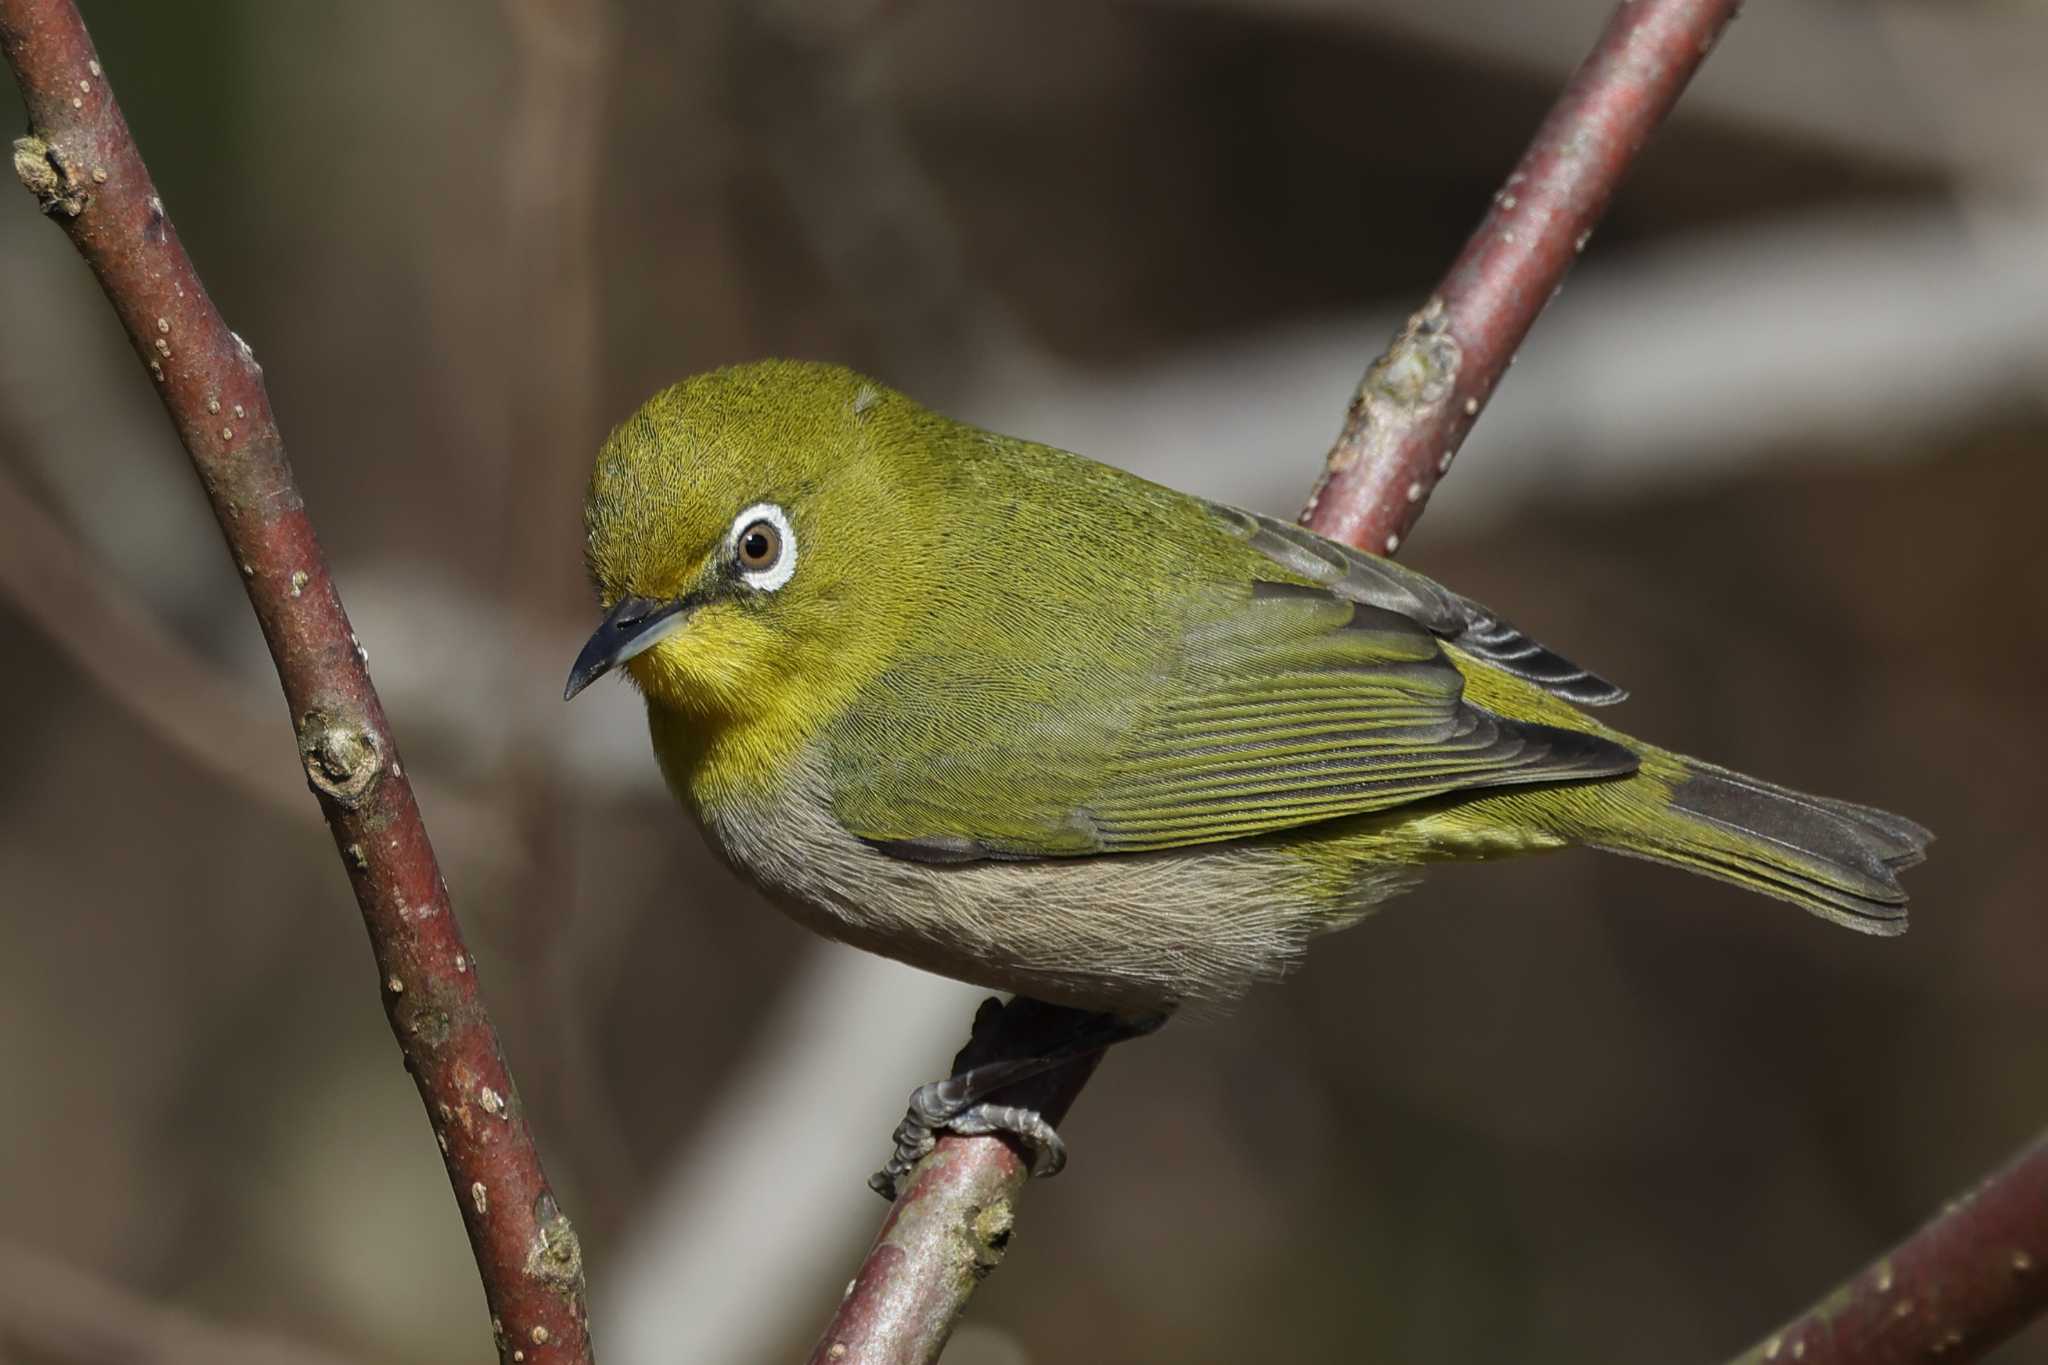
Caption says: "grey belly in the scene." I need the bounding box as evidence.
[699,758,1413,1012]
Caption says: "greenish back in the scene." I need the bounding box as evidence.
[822,425,1635,860]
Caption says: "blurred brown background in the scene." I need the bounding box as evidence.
[3,2,2045,1362]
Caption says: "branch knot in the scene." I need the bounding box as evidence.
[298,711,383,806]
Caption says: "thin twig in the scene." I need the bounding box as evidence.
[810,2,1743,1360]
[1726,1133,2048,1365]
[1,5,591,1361]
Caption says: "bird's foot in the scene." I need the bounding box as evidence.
[868,1062,1070,1198]
[867,998,1168,1200]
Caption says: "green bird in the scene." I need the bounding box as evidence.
[565,359,1928,1193]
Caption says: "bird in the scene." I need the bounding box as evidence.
[564,358,1929,1194]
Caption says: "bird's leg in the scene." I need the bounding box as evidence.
[869,996,1168,1200]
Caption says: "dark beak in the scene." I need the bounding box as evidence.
[563,594,693,701]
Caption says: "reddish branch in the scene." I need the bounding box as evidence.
[808,998,1106,1364]
[812,2,1746,1360]
[1727,1134,2048,1365]
[1,4,590,1361]
[1300,0,1745,550]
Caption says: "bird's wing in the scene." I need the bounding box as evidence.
[1203,502,1628,706]
[827,531,1638,863]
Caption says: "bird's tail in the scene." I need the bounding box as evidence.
[1589,755,1931,935]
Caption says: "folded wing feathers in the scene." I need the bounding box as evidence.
[1086,572,1639,850]
[1209,502,1629,706]
[1092,710,1635,850]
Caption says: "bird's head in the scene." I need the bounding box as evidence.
[565,360,946,731]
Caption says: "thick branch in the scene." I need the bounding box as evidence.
[809,3,1743,1361]
[1726,1133,2048,1365]
[0,5,590,1361]
[1300,0,1744,551]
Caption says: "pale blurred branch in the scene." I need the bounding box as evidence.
[0,456,309,818]
[810,1,1743,1360]
[0,1240,362,1365]
[1,3,591,1359]
[0,454,511,858]
[493,0,646,1248]
[735,0,1014,390]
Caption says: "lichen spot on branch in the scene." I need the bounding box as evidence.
[1367,297,1459,412]
[11,136,88,217]
[1329,297,1462,472]
[524,1193,587,1300]
[969,1197,1015,1278]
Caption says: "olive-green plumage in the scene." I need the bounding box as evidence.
[572,360,1928,1011]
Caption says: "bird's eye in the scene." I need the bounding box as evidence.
[737,520,780,571]
[726,501,797,591]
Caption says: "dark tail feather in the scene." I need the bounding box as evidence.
[1595,760,1932,935]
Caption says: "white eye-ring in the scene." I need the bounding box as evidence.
[728,501,796,592]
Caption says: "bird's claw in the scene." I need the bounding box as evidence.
[868,1085,1067,1200]
[948,1102,1067,1178]
[867,998,1170,1201]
